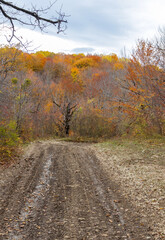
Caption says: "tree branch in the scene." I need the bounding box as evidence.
[0,0,68,45]
[53,99,61,108]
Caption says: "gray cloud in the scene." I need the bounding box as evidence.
[71,47,95,54]
[10,0,165,54]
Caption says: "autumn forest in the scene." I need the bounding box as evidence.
[0,30,165,162]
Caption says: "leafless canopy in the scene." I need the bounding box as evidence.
[0,0,67,44]
[155,27,165,70]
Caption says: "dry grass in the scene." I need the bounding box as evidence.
[92,138,165,240]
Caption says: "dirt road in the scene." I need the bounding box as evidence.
[0,141,154,239]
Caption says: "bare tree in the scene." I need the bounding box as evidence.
[0,45,21,85]
[155,27,165,70]
[0,0,67,45]
[53,97,77,136]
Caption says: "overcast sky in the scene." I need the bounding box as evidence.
[1,0,165,55]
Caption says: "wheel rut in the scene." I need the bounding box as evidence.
[0,141,154,240]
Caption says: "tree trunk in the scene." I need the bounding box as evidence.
[64,103,71,136]
[65,123,70,136]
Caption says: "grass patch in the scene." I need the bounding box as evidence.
[96,136,165,167]
[97,136,165,148]
[59,136,103,143]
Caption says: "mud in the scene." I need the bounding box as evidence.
[0,141,154,239]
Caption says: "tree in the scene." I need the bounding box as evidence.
[120,39,165,135]
[53,99,77,136]
[10,73,33,135]
[0,45,21,85]
[0,0,67,45]
[155,27,165,70]
[50,74,82,136]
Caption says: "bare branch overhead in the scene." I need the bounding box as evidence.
[0,0,68,44]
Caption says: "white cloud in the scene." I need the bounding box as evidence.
[0,0,164,54]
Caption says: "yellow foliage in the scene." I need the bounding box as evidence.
[45,102,53,112]
[114,62,124,70]
[87,98,95,104]
[74,57,94,69]
[71,67,80,82]
[103,54,118,63]
[129,86,138,92]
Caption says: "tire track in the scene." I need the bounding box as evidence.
[7,154,53,240]
[0,141,154,240]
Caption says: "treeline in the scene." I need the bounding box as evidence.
[0,29,165,161]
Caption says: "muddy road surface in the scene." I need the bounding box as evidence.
[0,141,153,239]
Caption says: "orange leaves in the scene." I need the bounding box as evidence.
[16,52,47,72]
[44,101,53,113]
[20,53,34,70]
[114,62,124,70]
[73,55,102,69]
[135,39,156,66]
[92,71,108,83]
[62,78,82,95]
[31,53,47,72]
[122,38,165,135]
[129,86,139,93]
[1,41,164,139]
